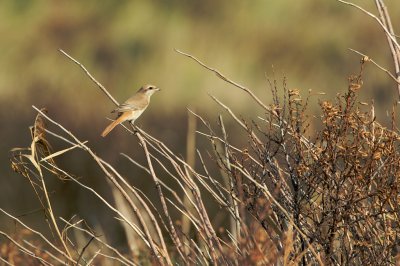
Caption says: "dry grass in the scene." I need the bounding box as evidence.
[3,57,400,265]
[3,1,400,264]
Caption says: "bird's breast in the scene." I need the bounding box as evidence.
[125,108,146,122]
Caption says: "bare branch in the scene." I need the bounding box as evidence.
[348,48,400,85]
[175,49,270,111]
[58,49,119,106]
[0,209,76,264]
[337,0,399,50]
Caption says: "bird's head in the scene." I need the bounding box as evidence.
[139,84,160,97]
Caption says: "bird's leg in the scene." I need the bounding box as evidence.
[129,121,138,134]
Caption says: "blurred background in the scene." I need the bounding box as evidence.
[1,0,398,248]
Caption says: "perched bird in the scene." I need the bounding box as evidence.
[101,84,160,137]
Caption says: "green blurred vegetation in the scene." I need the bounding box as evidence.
[0,0,399,246]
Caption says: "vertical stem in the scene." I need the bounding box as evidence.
[182,109,197,237]
[219,115,240,260]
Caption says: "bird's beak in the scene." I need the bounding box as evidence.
[156,87,161,91]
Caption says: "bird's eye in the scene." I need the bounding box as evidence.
[148,86,153,90]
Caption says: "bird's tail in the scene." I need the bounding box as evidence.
[101,114,128,137]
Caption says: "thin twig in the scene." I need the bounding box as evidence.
[58,49,119,106]
[218,115,240,259]
[175,49,270,111]
[59,217,134,266]
[338,0,400,98]
[23,240,66,265]
[0,210,76,264]
[76,236,95,266]
[0,232,53,266]
[336,0,399,50]
[348,48,400,85]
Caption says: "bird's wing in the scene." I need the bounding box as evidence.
[112,94,148,113]
[112,102,140,113]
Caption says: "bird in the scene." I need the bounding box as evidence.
[101,84,160,137]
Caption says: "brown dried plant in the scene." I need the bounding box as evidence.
[3,51,399,265]
[207,60,400,265]
[3,1,400,264]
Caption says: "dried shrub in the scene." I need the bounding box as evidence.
[209,62,400,265]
